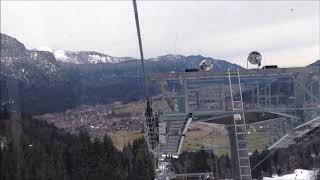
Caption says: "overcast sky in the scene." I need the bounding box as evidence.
[1,1,320,67]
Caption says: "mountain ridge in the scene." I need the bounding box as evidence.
[1,33,319,114]
[1,33,244,82]
[0,33,243,114]
[1,33,241,70]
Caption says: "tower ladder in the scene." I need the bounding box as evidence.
[228,69,252,180]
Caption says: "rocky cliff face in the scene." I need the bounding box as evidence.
[1,33,65,84]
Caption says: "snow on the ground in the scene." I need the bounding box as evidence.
[263,169,318,180]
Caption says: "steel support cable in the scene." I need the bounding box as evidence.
[251,134,290,171]
[252,116,320,171]
[132,0,149,100]
[132,3,158,178]
[251,149,277,172]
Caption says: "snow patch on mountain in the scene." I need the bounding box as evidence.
[33,46,130,64]
[54,50,69,62]
[150,54,184,61]
[88,54,111,64]
[51,50,134,64]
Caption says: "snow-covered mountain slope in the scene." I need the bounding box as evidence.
[1,33,63,84]
[35,47,241,70]
[264,169,318,180]
[1,33,244,84]
[52,51,242,71]
[51,49,135,64]
[53,49,69,62]
[34,46,135,64]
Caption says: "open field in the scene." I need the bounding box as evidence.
[183,122,269,155]
[109,130,143,150]
[108,121,269,154]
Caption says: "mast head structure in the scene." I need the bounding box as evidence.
[145,99,153,117]
[247,51,262,69]
[199,59,214,71]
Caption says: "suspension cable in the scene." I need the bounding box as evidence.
[132,0,149,100]
[251,149,277,171]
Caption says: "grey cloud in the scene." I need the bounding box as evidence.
[1,1,319,67]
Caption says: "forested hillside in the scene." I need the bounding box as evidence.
[0,109,154,180]
[171,151,232,179]
[171,128,320,179]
